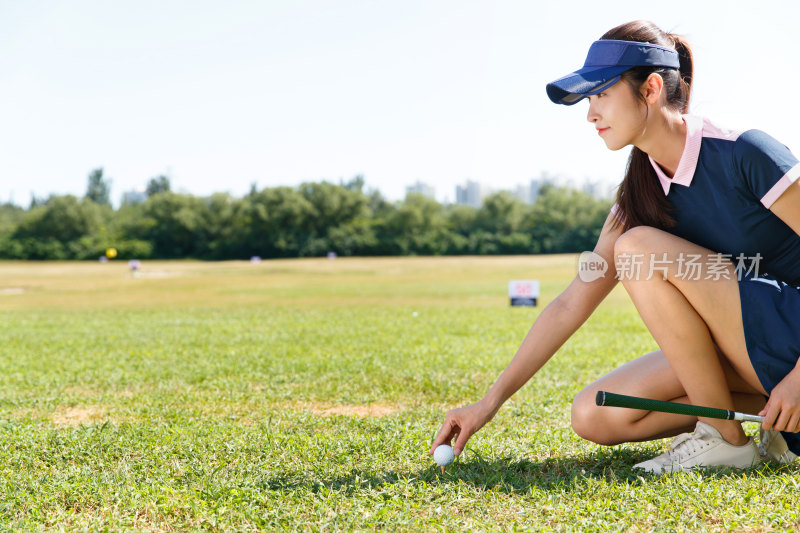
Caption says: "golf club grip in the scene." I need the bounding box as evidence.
[595,391,734,420]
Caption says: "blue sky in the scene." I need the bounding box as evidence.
[2,1,798,206]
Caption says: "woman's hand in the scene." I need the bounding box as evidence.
[759,368,800,433]
[429,399,497,457]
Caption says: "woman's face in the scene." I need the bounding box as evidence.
[585,79,647,151]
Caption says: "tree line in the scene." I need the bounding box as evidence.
[0,169,613,260]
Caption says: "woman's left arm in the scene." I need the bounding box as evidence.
[759,179,800,432]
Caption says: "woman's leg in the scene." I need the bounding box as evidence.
[571,347,766,445]
[604,226,765,445]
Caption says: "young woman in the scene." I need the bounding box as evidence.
[430,20,800,473]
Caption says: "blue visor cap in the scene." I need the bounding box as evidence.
[546,40,681,105]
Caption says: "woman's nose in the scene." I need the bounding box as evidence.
[586,101,598,123]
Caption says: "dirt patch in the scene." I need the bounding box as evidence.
[62,385,137,399]
[298,402,402,418]
[62,385,98,398]
[0,287,25,295]
[51,406,108,426]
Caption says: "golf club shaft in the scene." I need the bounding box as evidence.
[596,391,765,423]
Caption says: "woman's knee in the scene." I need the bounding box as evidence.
[613,225,662,257]
[571,387,619,446]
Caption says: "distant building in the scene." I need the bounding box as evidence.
[527,175,555,204]
[529,180,542,204]
[450,173,609,207]
[455,180,486,208]
[513,183,530,204]
[120,188,147,205]
[405,181,436,199]
[582,180,613,199]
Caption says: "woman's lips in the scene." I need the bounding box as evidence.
[597,127,610,135]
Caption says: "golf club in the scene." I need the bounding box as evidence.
[596,391,765,423]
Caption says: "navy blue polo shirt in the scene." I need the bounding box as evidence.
[614,115,800,285]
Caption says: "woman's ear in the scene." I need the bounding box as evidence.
[641,73,664,105]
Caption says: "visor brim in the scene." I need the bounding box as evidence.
[546,65,631,105]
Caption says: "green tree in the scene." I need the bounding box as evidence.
[108,202,155,258]
[445,204,478,236]
[475,191,526,234]
[236,186,316,258]
[293,181,373,256]
[0,176,613,260]
[343,174,365,192]
[526,186,611,253]
[384,193,449,254]
[0,203,26,259]
[134,193,210,258]
[146,175,171,197]
[85,168,112,206]
[203,193,241,259]
[299,181,369,235]
[0,203,24,236]
[13,195,109,259]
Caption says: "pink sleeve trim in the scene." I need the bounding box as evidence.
[761,163,800,208]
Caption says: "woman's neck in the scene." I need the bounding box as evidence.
[636,111,687,178]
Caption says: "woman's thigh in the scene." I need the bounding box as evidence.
[580,346,762,403]
[614,226,766,395]
[572,347,766,443]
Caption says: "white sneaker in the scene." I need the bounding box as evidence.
[758,429,799,464]
[634,421,761,474]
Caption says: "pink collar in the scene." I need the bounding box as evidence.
[648,115,704,195]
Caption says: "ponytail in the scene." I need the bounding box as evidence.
[602,22,694,232]
[668,32,694,114]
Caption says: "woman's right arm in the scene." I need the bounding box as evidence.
[430,212,623,456]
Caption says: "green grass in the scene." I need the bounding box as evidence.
[0,257,797,531]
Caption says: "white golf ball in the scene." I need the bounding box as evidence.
[433,444,455,466]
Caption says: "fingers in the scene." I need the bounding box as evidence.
[761,372,800,432]
[773,410,793,432]
[431,402,488,457]
[787,412,800,433]
[430,409,476,456]
[452,427,473,456]
[760,398,800,432]
[429,415,458,454]
[771,408,800,432]
[761,399,780,431]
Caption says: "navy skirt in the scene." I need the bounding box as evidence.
[738,273,800,454]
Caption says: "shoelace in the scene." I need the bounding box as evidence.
[666,431,710,461]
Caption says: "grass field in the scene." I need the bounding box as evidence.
[0,256,798,531]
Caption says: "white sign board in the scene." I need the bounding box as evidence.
[508,280,539,307]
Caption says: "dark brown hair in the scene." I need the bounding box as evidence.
[604,21,694,232]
